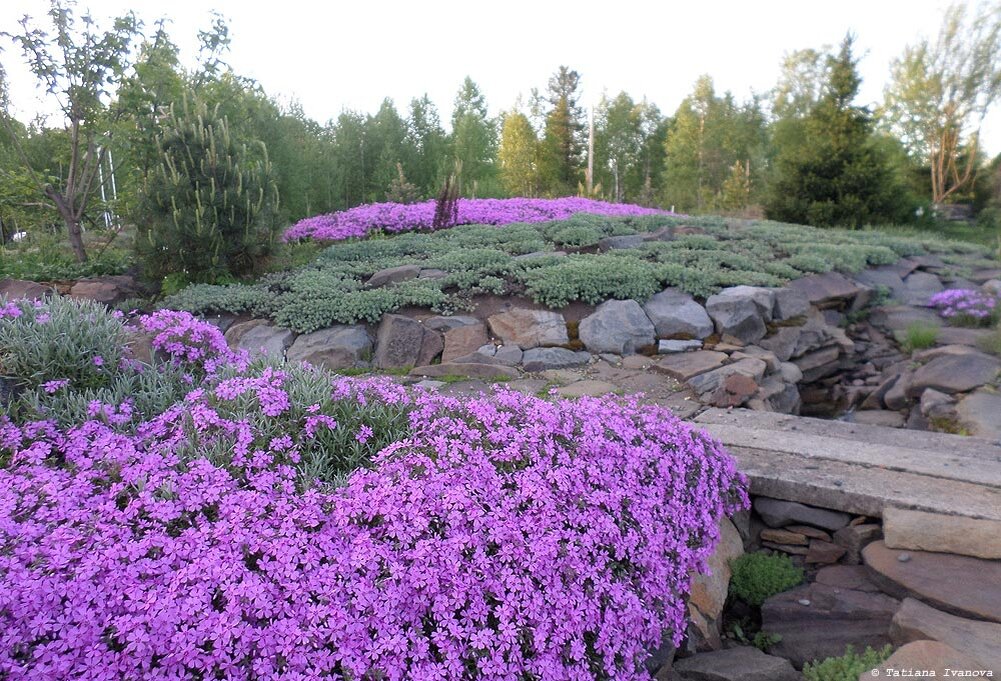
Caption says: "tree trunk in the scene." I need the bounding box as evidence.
[46,187,88,262]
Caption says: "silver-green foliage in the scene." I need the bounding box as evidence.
[802,645,893,681]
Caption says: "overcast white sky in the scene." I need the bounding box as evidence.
[3,0,1000,153]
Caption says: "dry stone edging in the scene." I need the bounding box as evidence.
[890,598,1001,672]
[672,646,800,681]
[286,325,372,370]
[578,299,655,355]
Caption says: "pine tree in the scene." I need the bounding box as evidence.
[498,109,538,197]
[537,66,585,196]
[450,77,497,197]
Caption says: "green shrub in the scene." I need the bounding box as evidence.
[728,552,804,606]
[902,322,939,352]
[978,322,1001,356]
[802,645,893,681]
[518,255,663,307]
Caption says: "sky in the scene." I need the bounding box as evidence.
[2,0,1000,153]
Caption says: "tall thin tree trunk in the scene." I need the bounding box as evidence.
[46,187,88,262]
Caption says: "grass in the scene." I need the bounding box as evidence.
[977,322,1001,356]
[902,322,939,352]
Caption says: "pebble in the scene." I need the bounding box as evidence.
[897,552,912,563]
[798,599,811,606]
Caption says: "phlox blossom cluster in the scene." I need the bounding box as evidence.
[283,197,672,243]
[928,288,998,323]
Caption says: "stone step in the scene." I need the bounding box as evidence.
[891,598,1001,672]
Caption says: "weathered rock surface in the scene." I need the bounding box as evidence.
[754,497,850,531]
[673,646,800,681]
[814,565,881,592]
[860,641,987,681]
[69,275,140,305]
[409,362,519,380]
[423,315,479,332]
[883,507,1001,560]
[658,339,703,353]
[578,300,655,354]
[688,519,743,648]
[851,410,905,428]
[225,320,295,358]
[654,351,728,382]
[687,358,766,399]
[286,325,372,369]
[556,380,618,398]
[0,278,52,300]
[833,523,882,565]
[442,323,489,362]
[919,388,957,419]
[891,598,1001,672]
[956,389,1001,440]
[374,314,442,368]
[705,287,771,343]
[787,271,864,306]
[907,352,1000,396]
[805,539,847,564]
[521,347,591,372]
[487,308,568,349]
[863,541,1001,623]
[643,288,714,339]
[366,264,421,288]
[761,582,899,668]
[771,288,810,321]
[902,270,944,306]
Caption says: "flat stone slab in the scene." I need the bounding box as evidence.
[409,362,519,381]
[907,352,1000,396]
[883,507,1001,560]
[862,641,989,681]
[935,326,995,347]
[654,351,728,382]
[869,305,943,331]
[863,541,1001,623]
[891,598,1001,672]
[787,271,864,305]
[673,646,800,681]
[556,380,618,398]
[957,389,1001,440]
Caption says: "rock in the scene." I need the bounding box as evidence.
[688,519,744,641]
[861,641,988,681]
[621,354,653,369]
[778,362,803,384]
[578,300,656,355]
[286,325,372,369]
[869,305,943,332]
[787,271,864,306]
[643,288,714,339]
[373,315,442,369]
[907,352,1001,397]
[366,264,421,288]
[442,323,489,362]
[512,250,567,262]
[225,319,295,358]
[556,380,617,398]
[833,523,882,565]
[673,646,800,681]
[883,370,914,411]
[418,268,447,280]
[786,525,832,541]
[863,541,1001,623]
[761,582,899,668]
[733,346,780,373]
[805,539,847,564]
[487,308,568,349]
[883,507,1001,560]
[409,362,519,381]
[762,541,809,555]
[423,315,480,332]
[851,410,905,428]
[69,275,139,305]
[654,351,728,382]
[754,497,851,531]
[760,529,809,545]
[956,389,1001,440]
[792,345,841,383]
[771,288,811,321]
[982,278,1001,297]
[935,326,995,347]
[902,271,944,306]
[688,358,767,399]
[853,266,907,301]
[814,565,881,593]
[493,345,524,366]
[0,278,52,301]
[659,339,703,353]
[521,347,591,372]
[890,597,1001,671]
[705,287,772,343]
[919,388,957,420]
[598,234,645,251]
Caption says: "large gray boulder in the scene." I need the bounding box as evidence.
[225,319,295,359]
[956,389,1001,440]
[366,264,421,288]
[770,287,810,321]
[521,347,591,372]
[0,278,52,301]
[487,308,568,349]
[578,299,655,355]
[673,646,800,681]
[286,325,372,370]
[373,314,443,369]
[902,271,944,306]
[642,288,713,339]
[705,287,774,343]
[907,351,1000,397]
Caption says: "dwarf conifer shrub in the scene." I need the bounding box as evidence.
[802,645,893,681]
[729,552,804,606]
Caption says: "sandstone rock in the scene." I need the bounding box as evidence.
[521,347,591,371]
[423,315,480,332]
[578,300,656,355]
[493,345,524,366]
[556,380,617,398]
[883,370,914,410]
[788,271,864,306]
[286,325,372,369]
[806,539,847,564]
[814,565,881,593]
[860,641,988,681]
[851,410,905,428]
[688,358,767,399]
[654,351,728,382]
[620,354,653,369]
[673,646,800,681]
[833,523,882,565]
[0,278,52,301]
[863,541,1001,623]
[366,264,421,288]
[869,305,943,332]
[442,323,489,362]
[919,388,957,420]
[705,287,771,343]
[732,346,779,372]
[956,389,1001,440]
[762,541,809,555]
[907,352,1001,397]
[409,362,519,381]
[643,288,714,339]
[853,266,907,301]
[792,345,842,383]
[935,326,995,347]
[786,525,831,541]
[761,582,899,668]
[69,275,139,305]
[688,519,743,636]
[225,320,294,358]
[890,597,1001,671]
[771,288,811,321]
[982,278,1001,297]
[778,362,803,384]
[488,308,568,349]
[754,497,850,531]
[373,315,443,369]
[760,529,808,545]
[658,339,703,353]
[902,271,944,306]
[883,507,1001,560]
[598,234,645,251]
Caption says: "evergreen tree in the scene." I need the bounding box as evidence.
[450,77,497,196]
[404,95,447,197]
[766,35,907,227]
[537,66,585,196]
[498,108,538,197]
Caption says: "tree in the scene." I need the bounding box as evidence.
[450,77,496,196]
[0,2,140,261]
[498,107,538,196]
[594,92,642,202]
[137,98,279,282]
[882,2,1001,204]
[537,66,585,196]
[766,35,906,227]
[403,94,447,197]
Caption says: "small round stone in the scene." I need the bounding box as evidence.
[897,552,912,563]
[798,599,811,606]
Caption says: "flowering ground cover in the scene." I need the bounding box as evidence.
[0,297,748,679]
[283,197,672,242]
[929,288,999,326]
